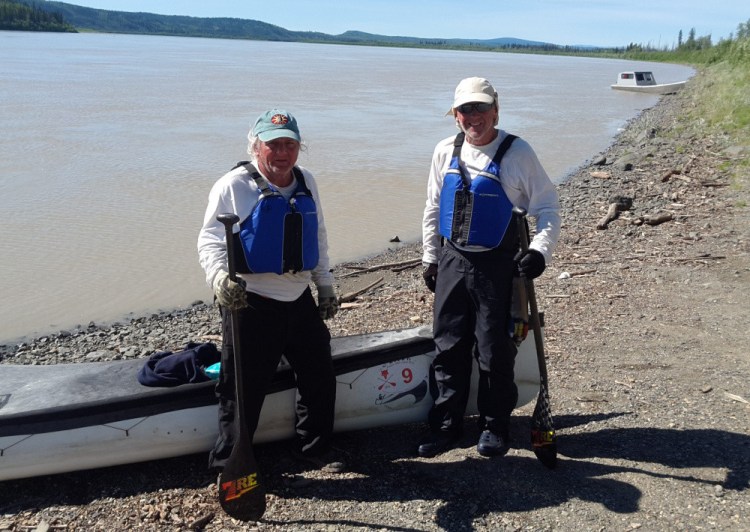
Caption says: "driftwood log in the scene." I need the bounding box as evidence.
[339,277,383,303]
[640,213,674,226]
[597,195,634,230]
[660,169,680,182]
[597,203,621,230]
[338,276,385,303]
[339,258,422,278]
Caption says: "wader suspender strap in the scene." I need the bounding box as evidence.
[238,163,311,198]
[492,134,518,167]
[241,163,275,198]
[451,133,471,188]
[451,132,519,186]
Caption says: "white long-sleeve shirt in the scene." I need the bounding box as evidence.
[422,130,561,265]
[197,164,334,301]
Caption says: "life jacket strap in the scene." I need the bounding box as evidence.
[492,134,518,165]
[450,132,517,187]
[234,162,312,199]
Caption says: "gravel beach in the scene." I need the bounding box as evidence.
[1,75,749,531]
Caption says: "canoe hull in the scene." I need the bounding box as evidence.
[0,326,541,481]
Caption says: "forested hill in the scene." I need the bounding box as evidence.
[0,0,75,31]
[35,0,333,41]
[12,0,556,51]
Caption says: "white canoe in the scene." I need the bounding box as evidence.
[0,325,541,481]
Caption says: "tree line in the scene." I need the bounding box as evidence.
[0,0,75,32]
[2,0,748,65]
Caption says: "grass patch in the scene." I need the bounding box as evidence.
[668,37,750,194]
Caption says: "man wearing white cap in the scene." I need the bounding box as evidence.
[198,109,343,474]
[419,78,561,458]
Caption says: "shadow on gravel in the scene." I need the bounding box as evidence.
[562,427,750,491]
[0,453,215,513]
[3,416,747,531]
[255,420,634,531]
[261,416,750,531]
[264,454,644,531]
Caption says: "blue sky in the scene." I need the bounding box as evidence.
[65,1,747,47]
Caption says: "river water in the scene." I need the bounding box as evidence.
[0,31,693,343]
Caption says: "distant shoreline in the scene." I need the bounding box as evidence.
[21,2,611,53]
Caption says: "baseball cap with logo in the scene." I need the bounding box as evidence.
[449,77,498,113]
[252,109,301,142]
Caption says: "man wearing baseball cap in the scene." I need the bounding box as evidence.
[419,78,561,458]
[449,76,499,112]
[198,108,344,478]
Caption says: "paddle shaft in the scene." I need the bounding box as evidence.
[216,213,266,520]
[218,214,247,418]
[514,209,549,385]
[513,207,557,469]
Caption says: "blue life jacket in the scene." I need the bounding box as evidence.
[236,163,319,274]
[439,132,517,248]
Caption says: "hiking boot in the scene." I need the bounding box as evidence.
[417,431,460,458]
[477,429,509,457]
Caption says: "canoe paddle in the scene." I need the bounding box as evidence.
[216,213,267,521]
[514,207,558,469]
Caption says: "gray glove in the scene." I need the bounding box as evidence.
[317,285,339,320]
[212,270,248,310]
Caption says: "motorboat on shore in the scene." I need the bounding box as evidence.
[0,325,543,481]
[611,71,686,95]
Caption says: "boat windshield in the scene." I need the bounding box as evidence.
[635,72,655,83]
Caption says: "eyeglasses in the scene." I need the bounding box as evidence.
[456,102,494,114]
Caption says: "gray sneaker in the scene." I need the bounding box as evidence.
[292,448,346,473]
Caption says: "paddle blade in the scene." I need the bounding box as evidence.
[218,445,266,522]
[531,383,558,469]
